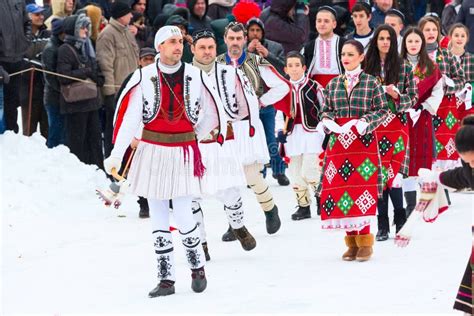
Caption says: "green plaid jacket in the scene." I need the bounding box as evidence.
[396,61,418,112]
[321,72,389,133]
[460,52,474,83]
[436,48,466,95]
[372,60,418,113]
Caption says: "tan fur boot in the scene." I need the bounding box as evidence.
[342,235,358,261]
[355,234,374,262]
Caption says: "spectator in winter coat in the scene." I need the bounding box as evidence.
[96,1,139,157]
[129,12,151,49]
[165,15,194,63]
[21,4,51,138]
[456,0,474,53]
[208,0,236,20]
[146,0,174,23]
[370,0,395,29]
[76,4,103,44]
[187,0,212,33]
[441,0,462,36]
[45,0,77,30]
[42,18,67,148]
[0,0,32,133]
[245,17,285,74]
[262,0,310,55]
[57,13,105,169]
[77,0,113,20]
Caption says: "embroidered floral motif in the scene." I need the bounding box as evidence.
[144,75,161,123]
[157,255,172,279]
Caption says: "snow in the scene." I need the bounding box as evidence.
[1,132,472,315]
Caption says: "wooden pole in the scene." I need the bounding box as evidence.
[27,68,35,136]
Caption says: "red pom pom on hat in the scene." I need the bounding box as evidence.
[232,1,262,24]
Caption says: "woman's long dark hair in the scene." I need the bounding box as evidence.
[364,24,401,85]
[400,26,435,76]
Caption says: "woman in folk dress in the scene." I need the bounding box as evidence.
[364,25,418,242]
[418,16,466,170]
[400,26,444,218]
[448,23,474,121]
[319,40,388,262]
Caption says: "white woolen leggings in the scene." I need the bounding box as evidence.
[148,196,196,233]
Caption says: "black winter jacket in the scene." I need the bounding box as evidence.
[42,35,64,106]
[261,0,309,54]
[20,26,51,107]
[57,43,105,114]
[440,161,474,191]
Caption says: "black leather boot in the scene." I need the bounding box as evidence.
[291,205,311,220]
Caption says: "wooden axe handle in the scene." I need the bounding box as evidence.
[111,168,125,181]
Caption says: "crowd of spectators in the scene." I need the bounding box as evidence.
[0,0,472,167]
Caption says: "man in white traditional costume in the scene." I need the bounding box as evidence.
[216,22,291,242]
[103,26,226,297]
[190,30,259,260]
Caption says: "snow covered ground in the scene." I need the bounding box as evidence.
[1,132,472,315]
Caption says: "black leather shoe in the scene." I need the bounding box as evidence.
[191,267,207,293]
[291,205,311,220]
[273,173,290,186]
[148,280,175,297]
[264,205,281,234]
[376,229,389,241]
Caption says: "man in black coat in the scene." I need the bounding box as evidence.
[0,0,32,133]
[21,3,51,138]
[261,0,310,55]
[187,0,212,33]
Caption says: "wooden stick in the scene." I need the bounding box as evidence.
[283,116,290,134]
[27,68,35,136]
[110,168,125,181]
[122,147,136,178]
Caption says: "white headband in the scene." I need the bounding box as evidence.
[154,25,182,52]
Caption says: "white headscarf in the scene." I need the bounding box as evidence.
[154,25,182,52]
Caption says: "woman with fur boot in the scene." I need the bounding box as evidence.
[319,40,388,262]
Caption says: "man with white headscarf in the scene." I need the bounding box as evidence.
[103,26,226,297]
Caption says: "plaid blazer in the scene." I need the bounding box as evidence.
[371,60,418,112]
[321,71,389,133]
[460,52,474,83]
[396,60,418,111]
[436,48,466,95]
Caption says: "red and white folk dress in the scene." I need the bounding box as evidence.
[319,69,388,231]
[429,48,466,164]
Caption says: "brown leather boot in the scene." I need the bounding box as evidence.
[342,235,358,261]
[232,226,257,251]
[355,234,374,262]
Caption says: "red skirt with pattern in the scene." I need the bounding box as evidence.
[320,118,382,231]
[408,110,436,177]
[434,95,460,160]
[375,112,409,189]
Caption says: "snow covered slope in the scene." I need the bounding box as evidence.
[1,132,472,315]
